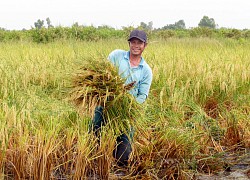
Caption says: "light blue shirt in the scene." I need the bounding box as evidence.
[108,49,153,104]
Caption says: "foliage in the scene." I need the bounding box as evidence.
[189,27,215,38]
[157,30,176,39]
[1,23,250,43]
[222,28,242,39]
[34,19,45,29]
[139,21,153,31]
[242,29,250,38]
[1,16,250,42]
[46,17,53,28]
[161,20,186,30]
[26,26,126,43]
[198,16,216,29]
[0,30,22,41]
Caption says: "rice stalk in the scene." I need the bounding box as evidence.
[68,58,141,133]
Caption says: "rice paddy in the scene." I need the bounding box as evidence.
[0,38,249,179]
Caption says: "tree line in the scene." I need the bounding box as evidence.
[0,16,250,43]
[31,16,216,30]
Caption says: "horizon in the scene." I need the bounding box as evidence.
[1,17,249,31]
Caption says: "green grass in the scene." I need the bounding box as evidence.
[0,38,249,179]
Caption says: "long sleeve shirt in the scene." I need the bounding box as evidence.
[108,49,153,104]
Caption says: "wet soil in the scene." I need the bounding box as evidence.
[196,149,250,180]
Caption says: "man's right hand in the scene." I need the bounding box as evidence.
[123,81,136,91]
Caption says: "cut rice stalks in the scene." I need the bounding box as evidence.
[68,58,141,132]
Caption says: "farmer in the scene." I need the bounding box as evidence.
[90,29,152,170]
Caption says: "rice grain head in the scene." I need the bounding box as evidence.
[68,57,141,132]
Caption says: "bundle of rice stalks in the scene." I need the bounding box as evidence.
[68,58,141,132]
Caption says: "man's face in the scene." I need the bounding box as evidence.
[129,38,147,56]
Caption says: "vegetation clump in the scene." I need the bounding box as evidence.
[69,58,140,132]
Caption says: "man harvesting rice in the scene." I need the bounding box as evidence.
[90,29,153,173]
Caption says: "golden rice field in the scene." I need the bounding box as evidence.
[0,38,249,179]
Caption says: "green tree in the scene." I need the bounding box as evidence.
[148,21,153,31]
[46,17,53,28]
[140,22,147,29]
[198,16,216,29]
[140,21,153,31]
[34,19,45,29]
[72,22,79,27]
[161,20,186,30]
[175,20,186,29]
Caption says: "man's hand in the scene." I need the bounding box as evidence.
[123,81,136,91]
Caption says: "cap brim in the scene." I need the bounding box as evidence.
[128,36,146,42]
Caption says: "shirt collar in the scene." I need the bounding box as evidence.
[125,51,145,67]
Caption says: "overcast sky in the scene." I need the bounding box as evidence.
[1,0,250,30]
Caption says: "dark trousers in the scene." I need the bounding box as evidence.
[90,106,132,167]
